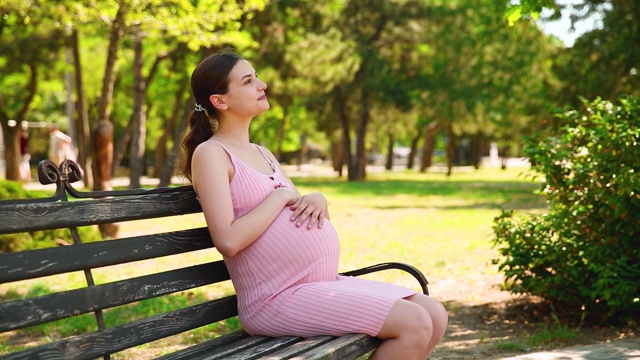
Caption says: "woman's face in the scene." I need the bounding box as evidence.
[215,59,269,118]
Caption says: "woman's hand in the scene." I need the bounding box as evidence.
[271,187,300,206]
[289,192,328,229]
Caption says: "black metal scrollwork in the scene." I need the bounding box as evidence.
[37,159,63,186]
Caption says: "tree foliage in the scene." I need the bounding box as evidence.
[0,0,636,185]
[493,96,640,321]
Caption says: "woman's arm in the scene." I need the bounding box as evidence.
[192,142,298,257]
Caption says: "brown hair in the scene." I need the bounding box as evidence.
[179,50,243,182]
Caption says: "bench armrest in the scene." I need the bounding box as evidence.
[340,262,429,295]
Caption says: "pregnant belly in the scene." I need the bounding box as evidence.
[245,207,341,282]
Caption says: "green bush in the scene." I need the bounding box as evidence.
[0,181,102,252]
[493,96,640,322]
[0,180,29,199]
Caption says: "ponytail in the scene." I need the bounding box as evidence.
[179,109,216,182]
[178,50,243,182]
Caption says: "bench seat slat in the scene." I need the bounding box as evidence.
[0,191,201,234]
[156,333,373,360]
[0,261,230,332]
[191,335,274,359]
[155,331,252,360]
[223,336,305,360]
[255,336,335,359]
[4,297,238,360]
[0,228,213,283]
[295,333,379,360]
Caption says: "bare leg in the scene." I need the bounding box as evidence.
[369,294,447,360]
[369,299,433,360]
[407,293,448,358]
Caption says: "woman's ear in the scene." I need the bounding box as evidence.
[209,94,228,111]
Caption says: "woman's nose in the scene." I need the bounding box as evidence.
[259,79,267,90]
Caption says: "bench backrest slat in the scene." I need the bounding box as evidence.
[0,228,213,283]
[0,261,230,332]
[4,297,238,360]
[0,189,201,234]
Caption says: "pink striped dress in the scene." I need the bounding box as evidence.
[216,142,416,338]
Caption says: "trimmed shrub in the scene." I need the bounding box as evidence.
[493,96,640,322]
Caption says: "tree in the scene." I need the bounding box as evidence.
[69,27,93,188]
[0,2,67,181]
[92,0,127,192]
[408,0,553,175]
[551,1,639,106]
[87,0,269,190]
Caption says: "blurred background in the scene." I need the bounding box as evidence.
[0,0,637,186]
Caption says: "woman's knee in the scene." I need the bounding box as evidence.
[378,299,434,346]
[408,293,448,331]
[409,305,434,343]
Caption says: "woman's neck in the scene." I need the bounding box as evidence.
[213,120,251,147]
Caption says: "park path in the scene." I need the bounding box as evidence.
[500,337,640,360]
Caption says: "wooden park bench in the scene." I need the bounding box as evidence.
[0,159,429,360]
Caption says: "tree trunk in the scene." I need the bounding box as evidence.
[420,121,438,172]
[93,121,114,187]
[111,48,172,178]
[334,86,353,180]
[129,32,146,188]
[154,75,188,178]
[470,133,483,169]
[407,129,422,171]
[352,89,369,181]
[91,2,126,238]
[330,137,345,177]
[92,0,127,195]
[385,131,394,171]
[65,51,76,146]
[159,96,194,187]
[446,121,455,177]
[113,118,134,175]
[2,63,37,181]
[115,50,170,177]
[70,28,92,188]
[2,126,20,181]
[499,145,510,170]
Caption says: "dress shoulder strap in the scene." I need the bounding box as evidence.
[253,144,276,172]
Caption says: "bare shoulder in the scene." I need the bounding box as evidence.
[194,140,226,159]
[192,140,233,173]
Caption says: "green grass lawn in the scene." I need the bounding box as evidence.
[299,166,544,282]
[1,165,546,357]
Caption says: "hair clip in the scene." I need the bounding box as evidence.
[195,103,205,112]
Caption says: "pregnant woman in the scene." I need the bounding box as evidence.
[179,50,447,360]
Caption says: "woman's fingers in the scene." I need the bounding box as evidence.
[289,193,327,229]
[291,203,324,229]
